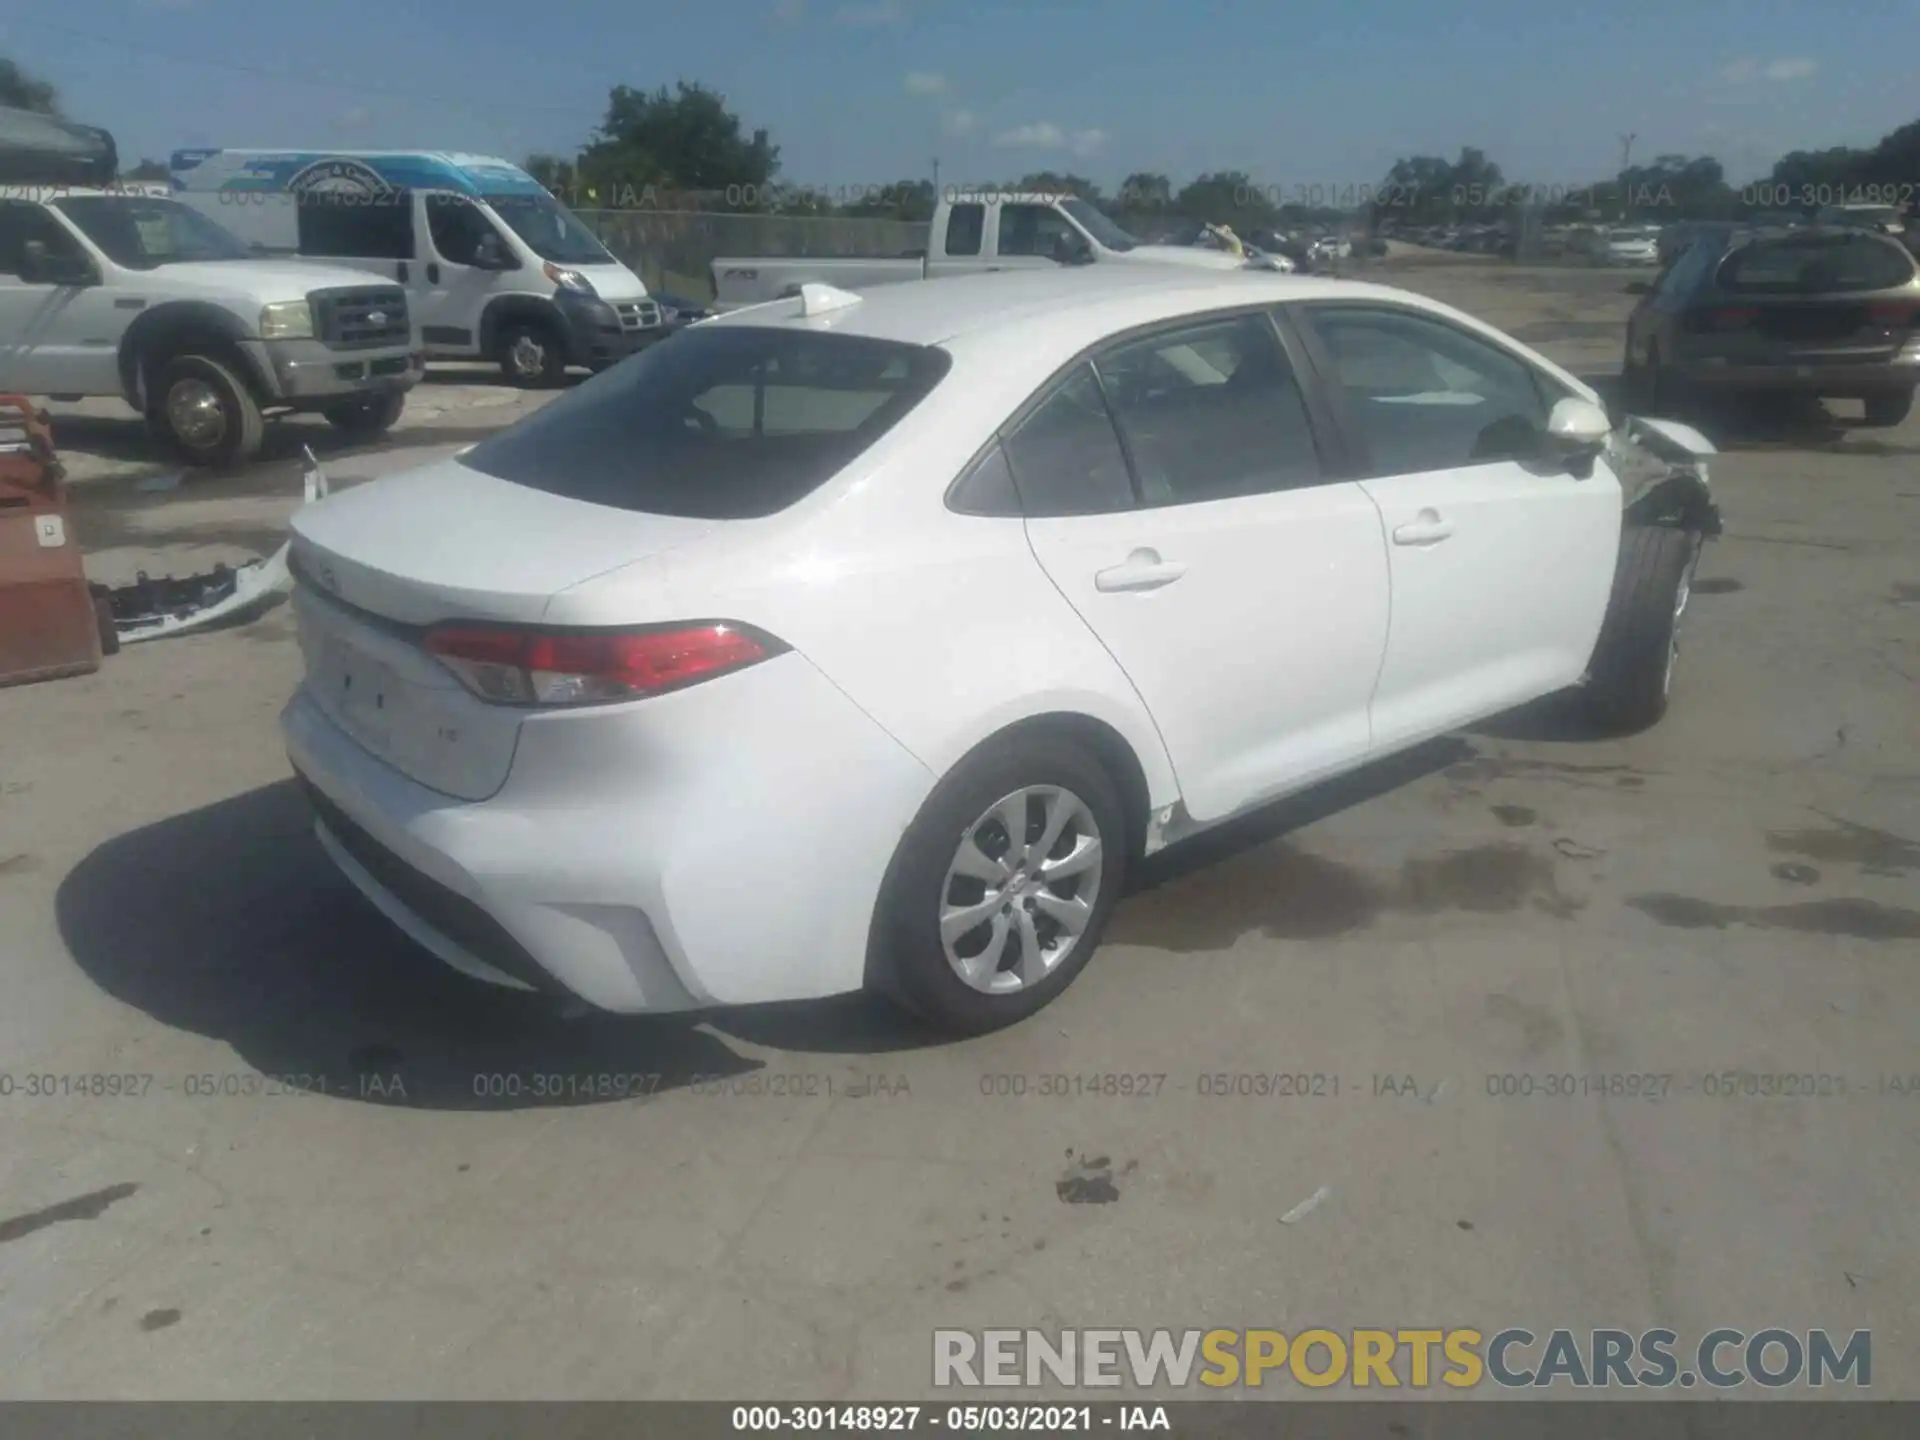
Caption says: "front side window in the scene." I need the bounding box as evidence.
[1000,363,1135,516]
[51,197,249,268]
[1093,312,1323,505]
[426,195,502,267]
[460,326,951,519]
[0,201,88,276]
[997,203,1079,259]
[1304,306,1553,474]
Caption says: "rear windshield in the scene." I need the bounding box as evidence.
[1716,234,1916,294]
[460,327,952,518]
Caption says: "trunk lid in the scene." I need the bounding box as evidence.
[288,457,715,799]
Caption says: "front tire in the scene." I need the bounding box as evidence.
[1584,525,1700,735]
[1864,390,1914,427]
[497,319,567,388]
[322,391,406,439]
[872,736,1128,1035]
[150,353,264,468]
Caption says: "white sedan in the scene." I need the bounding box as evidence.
[283,266,1718,1033]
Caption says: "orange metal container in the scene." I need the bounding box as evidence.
[0,397,102,687]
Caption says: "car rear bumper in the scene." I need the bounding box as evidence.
[1667,354,1920,394]
[280,653,936,1013]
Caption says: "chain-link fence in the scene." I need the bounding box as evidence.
[577,210,932,302]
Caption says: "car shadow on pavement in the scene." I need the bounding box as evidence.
[54,779,766,1111]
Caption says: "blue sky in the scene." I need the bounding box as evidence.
[2,0,1910,191]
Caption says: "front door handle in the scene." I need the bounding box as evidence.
[426,263,441,284]
[1095,548,1187,593]
[1392,509,1454,546]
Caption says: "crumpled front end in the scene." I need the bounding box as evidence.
[1608,415,1723,538]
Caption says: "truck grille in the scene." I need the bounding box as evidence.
[310,287,411,351]
[612,300,662,332]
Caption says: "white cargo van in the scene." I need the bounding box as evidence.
[170,150,668,385]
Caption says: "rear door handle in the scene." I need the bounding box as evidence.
[1095,548,1187,593]
[1392,509,1454,546]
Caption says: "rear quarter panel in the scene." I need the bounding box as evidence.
[547,351,1182,819]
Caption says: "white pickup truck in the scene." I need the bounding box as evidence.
[709,192,1288,311]
[0,185,422,466]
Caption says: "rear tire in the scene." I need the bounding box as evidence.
[1864,390,1914,427]
[1584,525,1700,735]
[871,736,1128,1036]
[497,319,567,388]
[149,353,264,468]
[322,391,406,439]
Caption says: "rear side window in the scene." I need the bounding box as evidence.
[1717,235,1915,293]
[297,193,414,260]
[1093,313,1323,504]
[945,203,984,257]
[1001,364,1136,516]
[460,327,952,519]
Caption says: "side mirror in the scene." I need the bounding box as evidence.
[20,240,93,286]
[1546,396,1612,464]
[472,233,512,270]
[1052,232,1093,266]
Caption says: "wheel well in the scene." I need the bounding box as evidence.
[971,711,1154,863]
[120,305,272,410]
[1624,472,1721,537]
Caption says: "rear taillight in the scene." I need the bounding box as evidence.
[424,622,784,707]
[1868,301,1917,328]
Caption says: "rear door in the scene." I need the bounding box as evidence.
[1292,302,1621,753]
[1014,309,1390,823]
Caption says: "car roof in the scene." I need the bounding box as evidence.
[701,266,1401,349]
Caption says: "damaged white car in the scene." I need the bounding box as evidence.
[284,268,1718,1033]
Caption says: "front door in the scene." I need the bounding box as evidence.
[1293,302,1622,753]
[415,191,508,357]
[1013,310,1391,823]
[0,202,124,395]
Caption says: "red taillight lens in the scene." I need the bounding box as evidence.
[424,622,781,707]
[1868,302,1917,328]
[1697,306,1761,330]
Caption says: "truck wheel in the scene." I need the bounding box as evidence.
[871,735,1127,1036]
[150,354,264,468]
[1584,524,1700,735]
[1864,390,1914,427]
[497,320,567,388]
[322,391,406,439]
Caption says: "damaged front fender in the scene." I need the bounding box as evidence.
[1609,414,1722,537]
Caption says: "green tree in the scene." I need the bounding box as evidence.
[1116,171,1172,209]
[523,153,579,197]
[577,81,779,199]
[0,57,59,115]
[1174,170,1273,227]
[1011,171,1103,201]
[842,178,936,222]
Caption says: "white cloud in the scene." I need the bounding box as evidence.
[991,121,1106,157]
[942,109,977,136]
[1719,55,1816,84]
[903,71,947,96]
[835,0,903,24]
